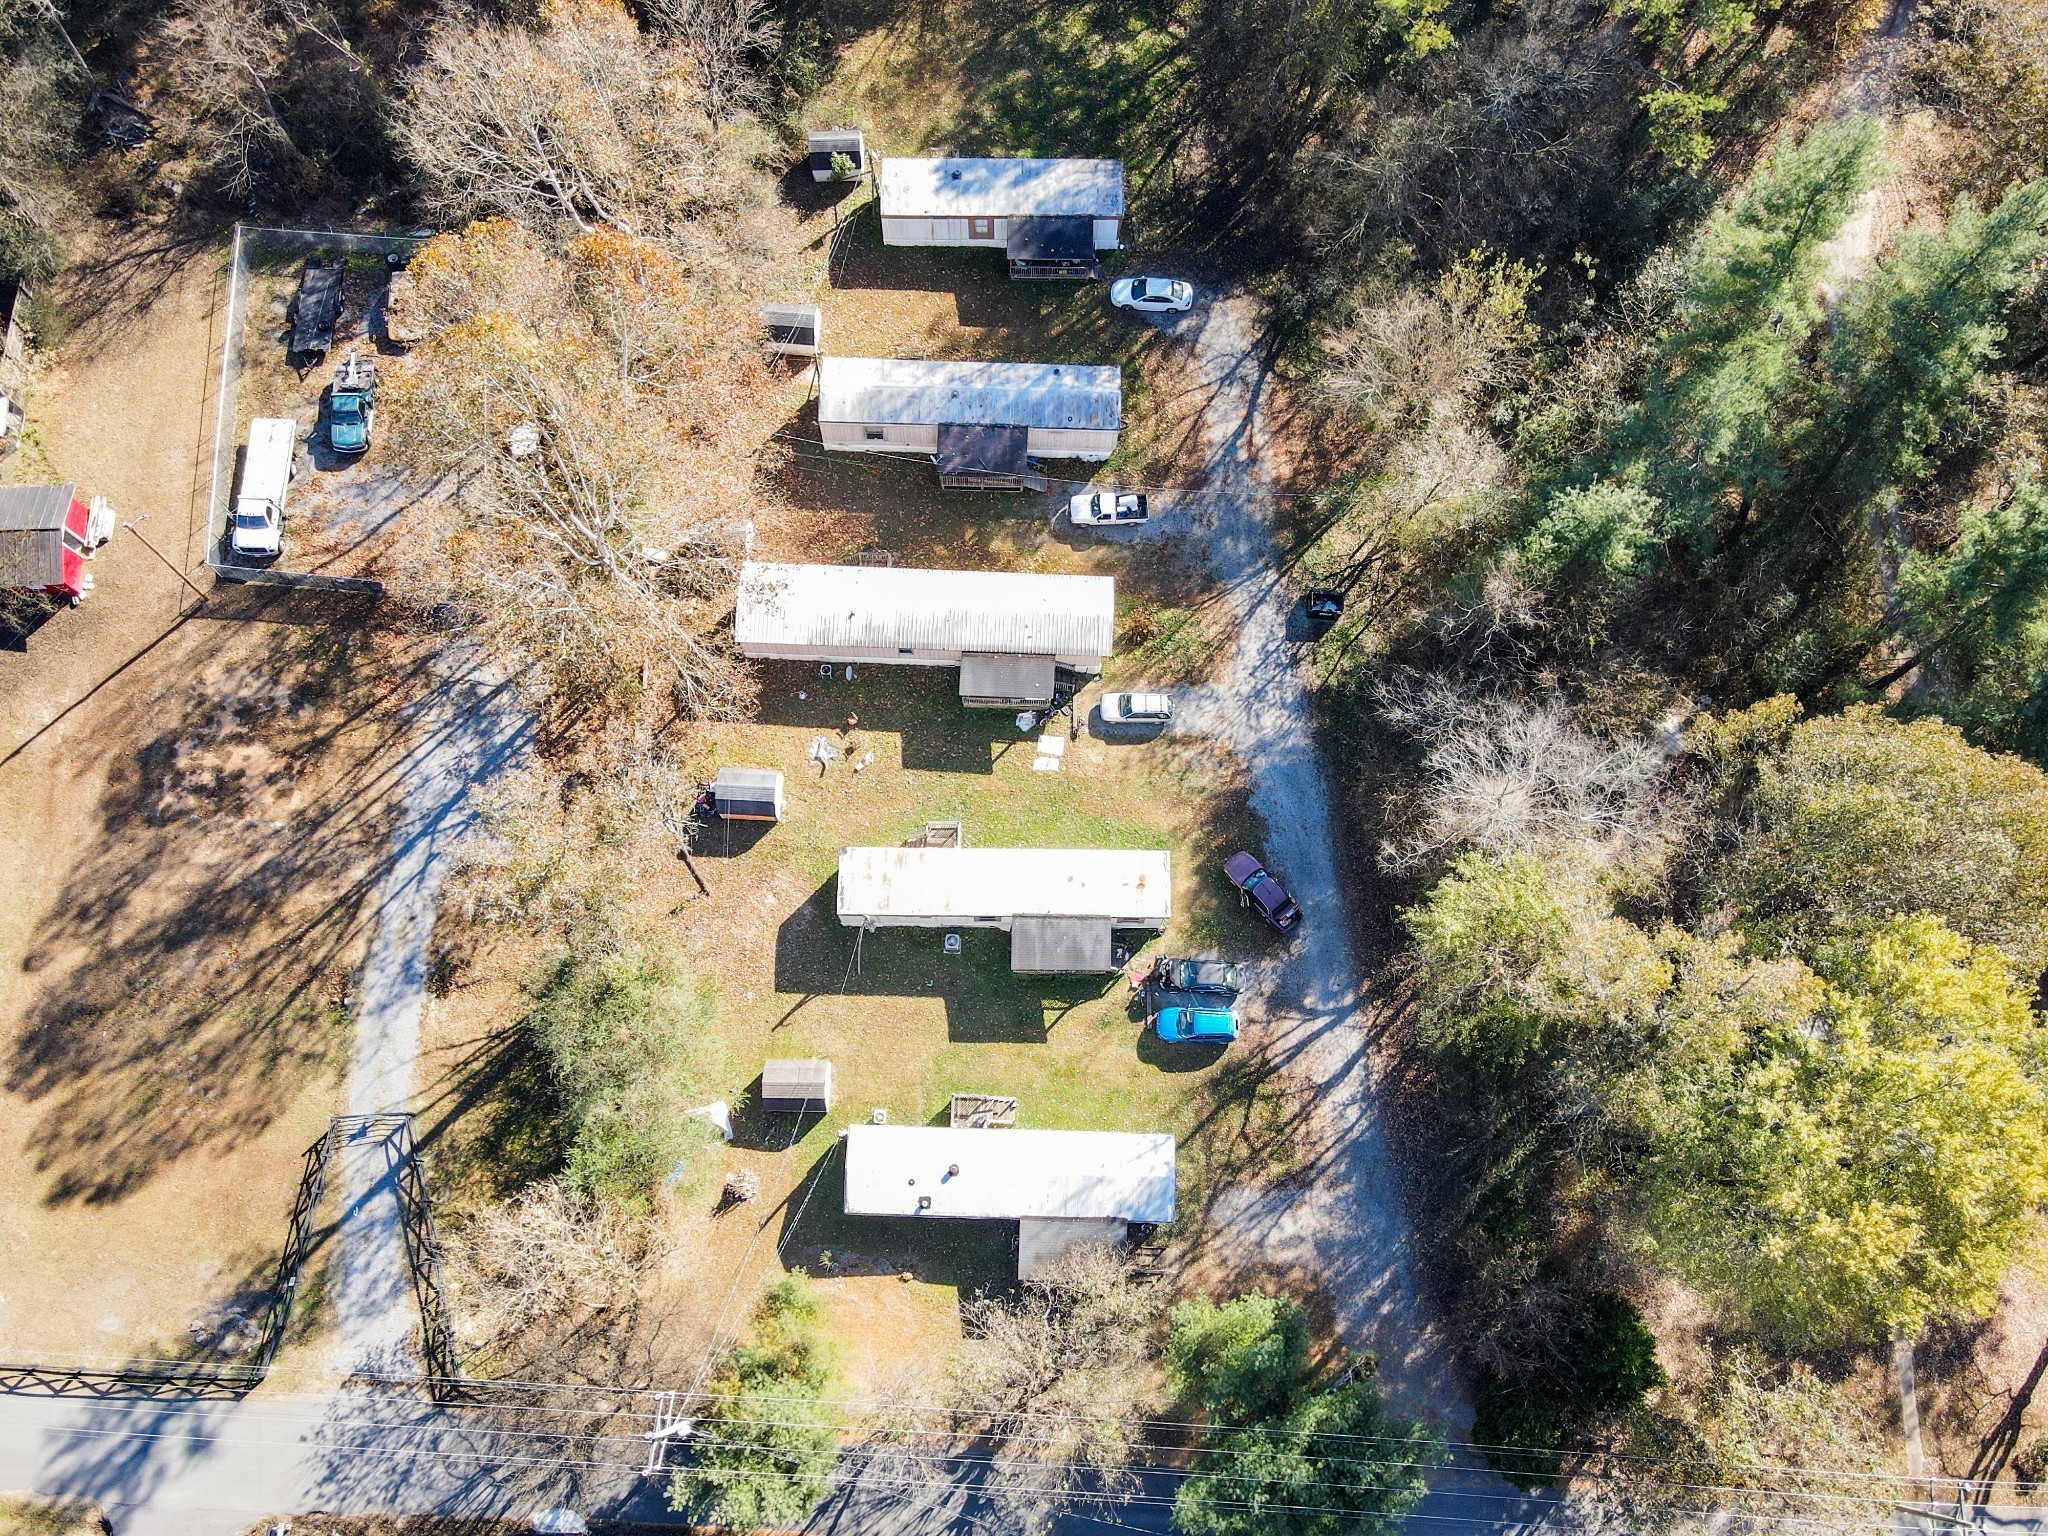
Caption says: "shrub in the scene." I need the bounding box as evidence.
[673,1272,842,1527]
[1166,1299,1445,1536]
[520,935,722,1212]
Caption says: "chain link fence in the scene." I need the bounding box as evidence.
[206,223,429,595]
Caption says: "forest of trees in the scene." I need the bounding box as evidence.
[5,0,2048,1518]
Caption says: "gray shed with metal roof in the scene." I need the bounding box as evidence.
[762,1058,833,1113]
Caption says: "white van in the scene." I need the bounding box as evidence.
[231,417,298,559]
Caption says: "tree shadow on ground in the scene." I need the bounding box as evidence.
[46,218,233,365]
[1171,1046,1320,1231]
[775,876,1119,1044]
[412,1022,570,1209]
[7,624,441,1205]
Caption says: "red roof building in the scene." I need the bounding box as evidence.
[0,484,113,604]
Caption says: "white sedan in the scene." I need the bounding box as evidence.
[1069,490,1149,525]
[1110,276,1195,313]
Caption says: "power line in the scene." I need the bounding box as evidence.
[4,1353,1958,1499]
[13,1414,1895,1535]
[10,1387,1936,1524]
[5,1353,1956,1492]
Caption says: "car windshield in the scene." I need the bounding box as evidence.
[332,397,362,420]
[234,512,271,529]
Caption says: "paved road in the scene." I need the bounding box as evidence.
[7,1387,2038,1536]
[332,651,532,1378]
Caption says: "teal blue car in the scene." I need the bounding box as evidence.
[1154,1004,1238,1044]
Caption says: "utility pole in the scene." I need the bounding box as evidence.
[31,0,92,88]
[640,1390,696,1475]
[122,515,210,605]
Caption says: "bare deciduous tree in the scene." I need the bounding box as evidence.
[386,219,768,718]
[952,1246,1164,1535]
[156,0,370,197]
[1377,676,1688,874]
[449,1178,636,1349]
[643,0,781,125]
[395,0,770,250]
[1321,254,1538,433]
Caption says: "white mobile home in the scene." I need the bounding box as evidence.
[837,844,1171,971]
[878,158,1124,278]
[845,1124,1176,1277]
[735,561,1115,706]
[818,356,1121,482]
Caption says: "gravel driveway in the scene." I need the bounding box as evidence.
[1096,295,1472,1430]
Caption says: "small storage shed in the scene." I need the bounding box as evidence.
[0,484,113,603]
[808,128,868,183]
[818,357,1121,466]
[289,261,344,357]
[762,1058,834,1113]
[711,767,785,822]
[762,303,823,358]
[843,1124,1175,1277]
[878,159,1124,277]
[837,846,1170,971]
[735,561,1115,701]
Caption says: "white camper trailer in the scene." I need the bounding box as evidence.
[231,417,298,560]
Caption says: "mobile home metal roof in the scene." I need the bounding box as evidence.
[836,846,1171,923]
[736,561,1116,660]
[818,357,1122,432]
[879,158,1124,220]
[843,1125,1175,1222]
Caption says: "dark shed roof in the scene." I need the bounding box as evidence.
[959,652,1057,706]
[0,483,76,534]
[1007,217,1095,264]
[935,423,1030,475]
[1011,916,1116,974]
[0,484,77,589]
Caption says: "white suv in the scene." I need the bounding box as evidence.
[1101,692,1173,724]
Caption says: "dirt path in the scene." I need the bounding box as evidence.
[1817,0,1920,303]
[332,649,531,1377]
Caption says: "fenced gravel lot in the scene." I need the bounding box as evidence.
[206,225,428,595]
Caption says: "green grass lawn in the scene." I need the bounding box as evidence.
[656,662,1286,1290]
[803,0,1192,228]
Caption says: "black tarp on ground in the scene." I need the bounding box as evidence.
[1010,916,1116,973]
[289,263,344,354]
[935,422,1030,476]
[958,652,1057,707]
[1007,216,1099,278]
